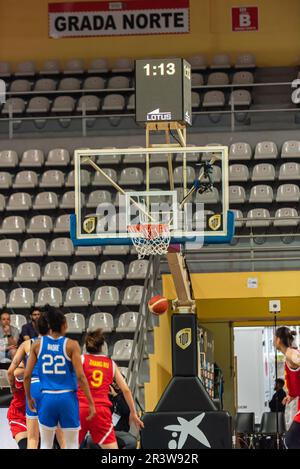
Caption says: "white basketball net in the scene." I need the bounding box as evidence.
[128,224,171,259]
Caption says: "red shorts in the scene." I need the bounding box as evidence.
[7,413,27,439]
[79,406,116,446]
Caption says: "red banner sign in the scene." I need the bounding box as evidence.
[232,6,258,32]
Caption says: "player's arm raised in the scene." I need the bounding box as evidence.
[68,339,96,420]
[114,366,144,430]
[23,341,39,413]
[7,341,26,391]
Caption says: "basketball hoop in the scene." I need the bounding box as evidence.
[128,223,171,259]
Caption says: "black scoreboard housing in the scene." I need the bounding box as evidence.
[135,58,192,126]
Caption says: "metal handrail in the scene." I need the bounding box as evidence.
[127,255,161,401]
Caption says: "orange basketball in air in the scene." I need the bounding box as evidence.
[148,295,168,315]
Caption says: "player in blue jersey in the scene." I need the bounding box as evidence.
[24,306,95,449]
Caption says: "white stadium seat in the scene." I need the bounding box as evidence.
[36,287,63,307]
[122,286,144,305]
[42,262,69,282]
[14,262,41,282]
[87,313,114,333]
[93,286,120,306]
[111,340,133,361]
[246,209,271,228]
[64,287,91,307]
[7,288,34,308]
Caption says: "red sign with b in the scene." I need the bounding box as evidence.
[232,6,258,32]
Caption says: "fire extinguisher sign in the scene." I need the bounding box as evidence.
[232,6,258,32]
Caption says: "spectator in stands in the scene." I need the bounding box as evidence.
[18,307,41,345]
[0,311,19,361]
[110,377,138,449]
[269,378,286,413]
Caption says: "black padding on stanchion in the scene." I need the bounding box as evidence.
[172,313,198,377]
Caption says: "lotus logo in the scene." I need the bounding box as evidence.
[164,413,211,449]
[146,108,172,121]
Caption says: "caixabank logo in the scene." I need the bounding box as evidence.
[164,413,211,449]
[146,108,172,121]
[0,80,6,104]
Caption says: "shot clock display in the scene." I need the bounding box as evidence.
[135,58,192,125]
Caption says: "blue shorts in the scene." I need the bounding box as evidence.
[26,381,41,419]
[38,391,80,430]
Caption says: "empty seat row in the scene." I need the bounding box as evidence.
[230,184,300,203]
[0,260,149,282]
[192,89,251,108]
[233,208,300,228]
[230,163,300,182]
[0,285,144,308]
[192,71,254,87]
[0,149,70,167]
[229,141,300,160]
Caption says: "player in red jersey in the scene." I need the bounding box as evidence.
[274,327,300,448]
[7,366,27,449]
[78,329,144,449]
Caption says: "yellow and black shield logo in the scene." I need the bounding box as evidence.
[83,217,96,234]
[208,214,221,231]
[176,328,192,350]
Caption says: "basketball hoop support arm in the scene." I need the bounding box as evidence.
[146,122,195,314]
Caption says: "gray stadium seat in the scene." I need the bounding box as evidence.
[276,184,300,202]
[20,238,47,257]
[86,190,112,208]
[119,167,144,185]
[0,263,13,282]
[13,170,38,188]
[232,71,254,85]
[42,262,68,281]
[229,90,251,106]
[7,193,32,211]
[254,141,278,160]
[211,53,231,69]
[191,73,204,86]
[20,149,44,167]
[0,171,12,189]
[83,76,105,90]
[40,170,64,188]
[64,287,91,307]
[52,96,76,113]
[281,141,300,159]
[111,340,133,361]
[46,148,70,166]
[60,191,85,209]
[88,58,109,74]
[122,286,143,305]
[58,77,81,91]
[173,166,196,184]
[64,58,84,75]
[0,239,19,258]
[40,59,60,75]
[103,246,130,256]
[112,58,134,73]
[65,169,90,187]
[127,260,149,279]
[149,166,169,184]
[102,94,125,111]
[274,208,299,227]
[1,216,26,234]
[54,214,71,233]
[0,290,6,308]
[2,98,26,114]
[196,187,219,204]
[116,312,138,333]
[10,79,31,92]
[0,370,10,388]
[98,261,125,280]
[14,262,41,282]
[0,194,5,212]
[15,60,36,77]
[7,288,34,308]
[34,78,56,92]
[77,95,101,112]
[92,168,117,187]
[279,162,300,180]
[0,61,11,77]
[48,238,74,256]
[65,313,85,334]
[27,215,53,234]
[203,91,225,107]
[229,164,249,182]
[33,192,58,209]
[10,314,27,332]
[246,209,271,228]
[26,97,51,114]
[93,286,120,306]
[0,150,18,168]
[207,72,229,86]
[127,94,135,110]
[232,209,244,228]
[70,261,97,281]
[187,55,207,70]
[36,287,62,307]
[229,142,252,161]
[192,91,201,108]
[75,246,102,256]
[123,147,145,164]
[229,186,246,204]
[87,313,114,333]
[252,164,276,181]
[107,76,130,89]
[249,185,273,203]
[235,53,256,69]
